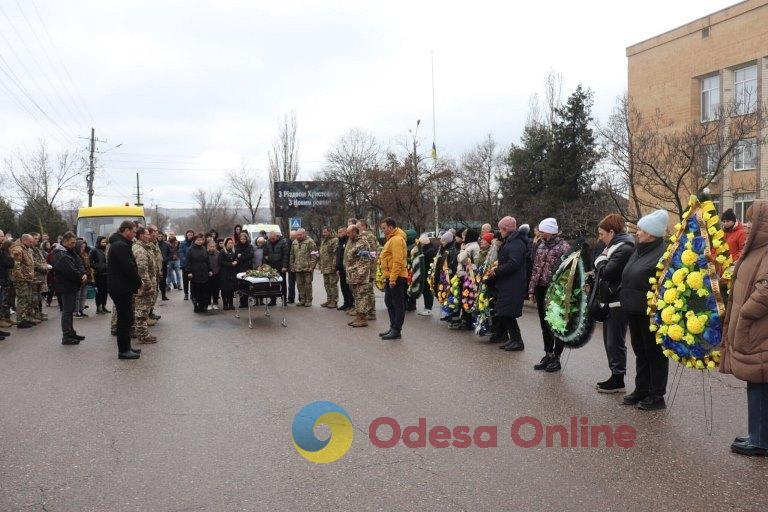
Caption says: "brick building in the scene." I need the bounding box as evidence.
[627,0,768,220]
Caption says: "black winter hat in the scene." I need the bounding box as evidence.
[722,208,737,222]
[463,228,479,244]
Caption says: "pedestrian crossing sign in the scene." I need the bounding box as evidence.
[290,218,301,229]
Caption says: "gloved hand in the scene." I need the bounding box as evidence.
[357,250,371,258]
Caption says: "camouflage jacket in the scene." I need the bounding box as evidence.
[150,241,163,278]
[319,236,338,274]
[290,238,318,272]
[133,241,156,290]
[346,236,371,285]
[361,229,378,277]
[9,242,35,283]
[31,246,48,282]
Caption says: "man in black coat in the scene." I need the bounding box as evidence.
[53,232,87,345]
[107,221,143,359]
[263,231,290,305]
[488,216,528,351]
[335,226,353,311]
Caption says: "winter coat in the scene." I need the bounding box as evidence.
[494,230,528,318]
[335,235,348,272]
[721,200,768,382]
[253,246,265,268]
[619,237,666,315]
[290,238,318,273]
[380,228,408,285]
[133,241,155,291]
[45,251,56,291]
[185,244,211,284]
[593,232,635,307]
[9,241,34,283]
[0,249,13,287]
[218,249,239,293]
[264,237,290,270]
[106,232,141,296]
[724,221,747,262]
[457,241,481,277]
[168,239,180,261]
[234,241,255,271]
[90,246,108,278]
[53,245,85,294]
[179,238,193,267]
[423,243,438,271]
[319,236,339,274]
[528,236,570,296]
[159,240,172,263]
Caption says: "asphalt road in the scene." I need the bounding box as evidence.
[1,274,766,511]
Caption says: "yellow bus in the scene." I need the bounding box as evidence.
[76,205,146,247]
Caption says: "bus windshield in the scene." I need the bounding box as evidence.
[76,216,145,247]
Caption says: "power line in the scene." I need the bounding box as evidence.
[27,0,94,124]
[0,4,81,139]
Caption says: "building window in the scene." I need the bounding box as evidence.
[701,75,720,122]
[735,193,755,222]
[702,144,719,179]
[734,65,758,115]
[711,195,721,213]
[734,138,758,171]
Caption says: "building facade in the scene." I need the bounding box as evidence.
[627,0,768,220]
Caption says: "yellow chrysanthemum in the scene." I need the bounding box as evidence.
[668,324,685,341]
[686,314,708,335]
[706,360,716,369]
[686,271,704,290]
[681,250,698,266]
[672,268,689,285]
[663,289,678,303]
[674,299,685,309]
[661,306,677,325]
[697,288,710,298]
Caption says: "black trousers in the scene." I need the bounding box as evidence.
[95,275,108,307]
[192,281,209,308]
[110,292,134,353]
[60,291,76,336]
[497,315,522,343]
[535,285,563,356]
[384,277,407,333]
[627,313,669,397]
[160,263,169,297]
[182,271,190,295]
[208,274,220,304]
[288,271,296,302]
[338,270,353,307]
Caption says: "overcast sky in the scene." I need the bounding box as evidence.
[0,0,731,208]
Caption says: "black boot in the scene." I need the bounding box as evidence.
[596,374,626,394]
[503,339,524,351]
[534,353,553,370]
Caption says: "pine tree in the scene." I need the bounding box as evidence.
[18,196,67,237]
[0,197,18,236]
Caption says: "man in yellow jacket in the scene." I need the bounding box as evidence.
[378,217,408,340]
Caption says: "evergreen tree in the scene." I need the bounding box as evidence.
[548,85,600,201]
[18,196,67,237]
[0,197,19,236]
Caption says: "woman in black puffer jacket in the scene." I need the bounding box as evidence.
[184,233,211,313]
[593,214,636,394]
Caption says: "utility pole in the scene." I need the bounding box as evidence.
[134,172,144,207]
[87,128,95,206]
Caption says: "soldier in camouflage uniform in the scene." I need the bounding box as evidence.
[147,226,163,323]
[9,234,37,328]
[30,233,48,321]
[289,228,318,307]
[345,225,372,327]
[132,227,157,343]
[318,227,339,308]
[357,219,378,320]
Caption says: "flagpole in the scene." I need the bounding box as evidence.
[431,50,439,236]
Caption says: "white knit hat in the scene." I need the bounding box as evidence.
[538,218,559,235]
[637,209,669,238]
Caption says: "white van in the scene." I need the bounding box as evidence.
[243,223,282,241]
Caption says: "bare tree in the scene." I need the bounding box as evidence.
[227,160,265,223]
[321,128,381,219]
[3,141,86,211]
[268,111,300,223]
[544,70,564,127]
[453,134,504,222]
[192,188,237,235]
[600,94,768,220]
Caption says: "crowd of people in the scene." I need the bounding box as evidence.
[0,202,765,456]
